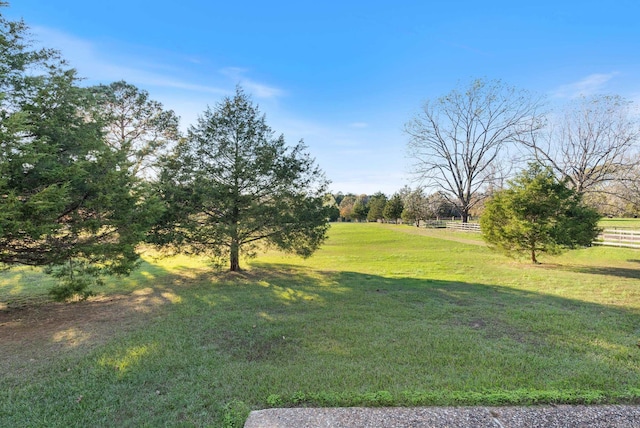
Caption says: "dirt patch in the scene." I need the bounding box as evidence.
[469,318,486,329]
[470,318,543,347]
[0,288,176,375]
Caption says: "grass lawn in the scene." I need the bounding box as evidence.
[600,218,640,229]
[2,223,640,427]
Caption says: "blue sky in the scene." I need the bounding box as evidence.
[7,1,640,194]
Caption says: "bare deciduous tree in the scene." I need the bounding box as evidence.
[521,94,640,194]
[406,79,543,222]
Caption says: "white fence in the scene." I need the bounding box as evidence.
[435,223,640,249]
[595,229,640,249]
[444,222,481,232]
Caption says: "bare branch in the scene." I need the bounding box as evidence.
[406,79,543,222]
[519,94,640,194]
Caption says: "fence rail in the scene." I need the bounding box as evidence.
[444,222,481,232]
[435,223,640,249]
[595,229,640,248]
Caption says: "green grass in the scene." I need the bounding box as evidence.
[2,223,640,427]
[600,217,640,229]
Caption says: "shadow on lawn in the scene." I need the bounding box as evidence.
[4,258,640,370]
[558,265,640,280]
[141,261,640,409]
[92,263,640,364]
[211,262,640,368]
[3,260,640,427]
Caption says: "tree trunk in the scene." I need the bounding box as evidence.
[461,210,469,223]
[531,247,537,264]
[230,203,240,271]
[230,239,240,271]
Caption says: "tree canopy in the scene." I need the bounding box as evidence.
[338,194,356,221]
[152,88,331,271]
[0,11,159,299]
[401,188,431,225]
[352,194,369,221]
[406,79,543,222]
[91,80,181,179]
[480,164,601,263]
[383,193,404,224]
[367,192,388,222]
[521,94,640,195]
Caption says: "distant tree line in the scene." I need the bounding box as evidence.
[327,187,461,225]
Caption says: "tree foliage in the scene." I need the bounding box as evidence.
[338,194,356,220]
[323,194,340,222]
[367,192,388,222]
[0,7,159,299]
[401,188,432,225]
[92,80,180,179]
[0,6,59,112]
[406,79,543,222]
[383,194,404,224]
[152,88,330,271]
[480,164,601,263]
[351,194,369,221]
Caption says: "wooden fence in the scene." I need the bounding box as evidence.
[444,222,482,232]
[595,229,640,249]
[433,222,640,249]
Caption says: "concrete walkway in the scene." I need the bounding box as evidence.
[244,405,640,427]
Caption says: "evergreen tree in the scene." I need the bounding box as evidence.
[352,194,369,222]
[0,7,159,299]
[383,194,404,224]
[323,194,340,222]
[481,164,601,263]
[153,88,330,271]
[91,80,180,179]
[367,192,388,222]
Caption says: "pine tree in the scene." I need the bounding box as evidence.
[0,8,159,299]
[152,88,330,271]
[481,164,601,263]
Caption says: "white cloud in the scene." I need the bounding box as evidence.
[349,122,369,128]
[244,81,285,99]
[29,26,228,97]
[551,72,619,99]
[219,67,285,99]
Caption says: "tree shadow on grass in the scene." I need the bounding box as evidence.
[233,262,640,392]
[3,259,640,426]
[556,265,640,280]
